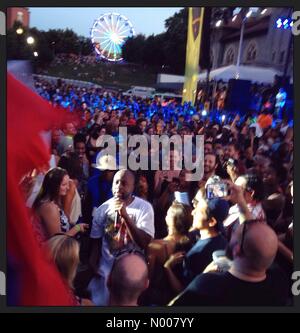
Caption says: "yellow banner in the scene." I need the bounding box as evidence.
[182,7,204,105]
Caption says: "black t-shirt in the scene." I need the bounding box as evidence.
[172,269,289,306]
[183,234,228,284]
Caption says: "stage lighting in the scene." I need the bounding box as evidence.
[276,17,292,30]
[246,10,252,18]
[276,18,282,28]
[216,20,222,27]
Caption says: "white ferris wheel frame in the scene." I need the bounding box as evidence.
[90,12,135,62]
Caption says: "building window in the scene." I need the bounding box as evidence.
[16,11,24,23]
[246,43,257,62]
[225,47,235,65]
[272,51,276,62]
[279,51,285,64]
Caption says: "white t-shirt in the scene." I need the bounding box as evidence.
[88,196,154,305]
[224,202,266,227]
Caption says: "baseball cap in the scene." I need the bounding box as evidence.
[93,153,117,170]
[207,198,230,232]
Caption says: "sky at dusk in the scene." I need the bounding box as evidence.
[29,7,183,38]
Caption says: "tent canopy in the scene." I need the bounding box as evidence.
[157,65,284,86]
[198,65,283,84]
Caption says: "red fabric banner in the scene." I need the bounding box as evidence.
[7,73,76,305]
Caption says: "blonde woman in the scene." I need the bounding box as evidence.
[46,234,93,306]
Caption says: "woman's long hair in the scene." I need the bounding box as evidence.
[45,234,80,288]
[33,167,68,209]
[168,200,193,237]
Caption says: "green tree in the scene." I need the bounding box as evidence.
[163,8,188,74]
[122,9,187,74]
[78,36,94,56]
[142,33,166,68]
[61,28,81,54]
[44,28,80,54]
[7,24,55,68]
[44,29,64,56]
[7,22,31,59]
[122,34,146,64]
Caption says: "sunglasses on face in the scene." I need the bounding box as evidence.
[239,219,264,255]
[114,247,146,261]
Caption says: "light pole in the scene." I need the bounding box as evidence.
[212,8,250,75]
[236,8,255,71]
[51,41,56,56]
[236,17,246,69]
[235,8,261,75]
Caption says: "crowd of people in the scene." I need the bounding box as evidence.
[45,53,138,82]
[197,79,292,121]
[50,54,101,67]
[20,75,294,306]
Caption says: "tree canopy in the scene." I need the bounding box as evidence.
[8,8,189,74]
[122,8,188,74]
[7,23,93,65]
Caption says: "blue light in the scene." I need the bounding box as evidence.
[276,18,282,28]
[202,110,207,116]
[276,17,293,30]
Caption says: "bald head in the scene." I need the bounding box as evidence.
[243,223,278,271]
[231,222,278,272]
[112,170,135,200]
[116,169,135,181]
[108,253,149,306]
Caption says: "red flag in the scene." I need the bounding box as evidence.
[7,73,76,305]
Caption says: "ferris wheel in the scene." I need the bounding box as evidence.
[90,13,135,62]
